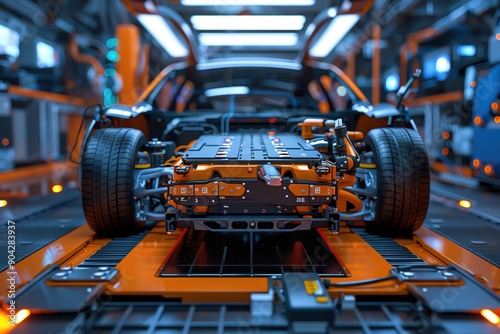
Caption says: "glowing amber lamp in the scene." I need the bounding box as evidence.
[0,309,31,331]
[52,184,63,193]
[481,309,500,325]
[458,200,471,209]
[13,309,30,325]
[484,165,494,175]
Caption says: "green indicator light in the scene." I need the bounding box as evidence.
[106,50,119,62]
[104,68,116,77]
[103,88,113,98]
[106,38,118,48]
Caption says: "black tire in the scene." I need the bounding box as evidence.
[81,128,147,237]
[364,128,430,237]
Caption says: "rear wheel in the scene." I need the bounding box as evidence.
[364,128,430,237]
[81,128,147,237]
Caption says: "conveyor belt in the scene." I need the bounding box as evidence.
[431,182,500,224]
[353,229,427,267]
[425,202,500,267]
[78,230,152,267]
[0,189,81,226]
[0,190,85,272]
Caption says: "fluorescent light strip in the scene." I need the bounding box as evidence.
[197,59,302,71]
[199,33,298,46]
[205,86,250,97]
[137,14,188,58]
[191,15,306,31]
[309,14,359,58]
[182,0,314,6]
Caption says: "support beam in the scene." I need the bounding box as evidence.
[371,25,381,105]
[346,52,356,81]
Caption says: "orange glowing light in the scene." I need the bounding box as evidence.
[1,138,9,146]
[484,165,493,175]
[1,309,31,329]
[442,131,450,140]
[472,159,481,168]
[473,116,483,126]
[0,310,10,332]
[492,102,499,111]
[470,81,477,87]
[0,200,7,208]
[13,309,30,325]
[496,33,500,41]
[481,309,500,325]
[458,200,471,209]
[495,116,500,124]
[441,148,449,156]
[52,185,63,193]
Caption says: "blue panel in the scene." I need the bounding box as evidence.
[472,63,500,177]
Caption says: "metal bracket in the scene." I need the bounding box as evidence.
[50,266,119,283]
[165,208,178,232]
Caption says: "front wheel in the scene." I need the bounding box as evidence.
[80,128,147,237]
[363,128,430,237]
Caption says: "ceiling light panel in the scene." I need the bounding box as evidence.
[191,15,306,31]
[137,14,189,58]
[182,0,315,6]
[205,86,250,97]
[309,14,359,58]
[199,33,299,46]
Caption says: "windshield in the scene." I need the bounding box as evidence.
[148,61,362,116]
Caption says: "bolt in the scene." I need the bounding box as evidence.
[442,271,454,277]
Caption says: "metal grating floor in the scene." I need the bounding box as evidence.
[159,229,346,277]
[16,301,451,334]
